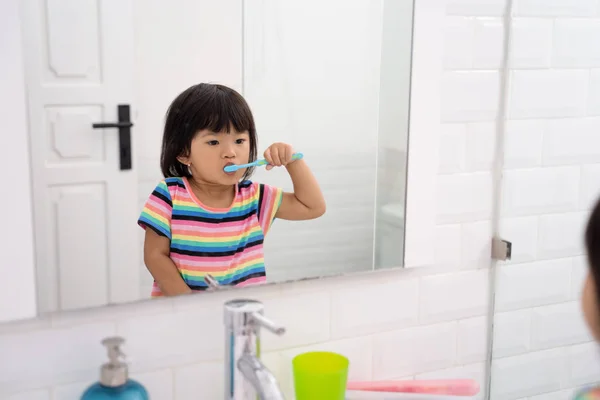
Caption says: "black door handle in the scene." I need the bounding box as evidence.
[92,105,134,170]
[92,122,133,129]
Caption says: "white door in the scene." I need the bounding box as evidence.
[21,0,139,312]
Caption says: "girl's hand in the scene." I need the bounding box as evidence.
[264,142,296,171]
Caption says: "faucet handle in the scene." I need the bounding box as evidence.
[204,274,220,290]
[251,312,286,336]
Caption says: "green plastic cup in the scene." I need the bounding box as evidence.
[292,351,349,400]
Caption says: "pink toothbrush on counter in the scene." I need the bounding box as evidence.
[347,379,480,396]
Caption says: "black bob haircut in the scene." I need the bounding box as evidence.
[586,195,600,318]
[160,83,258,181]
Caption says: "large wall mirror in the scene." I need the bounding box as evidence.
[15,0,415,317]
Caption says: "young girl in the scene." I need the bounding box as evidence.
[578,197,600,398]
[137,83,326,297]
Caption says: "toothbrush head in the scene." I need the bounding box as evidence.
[224,164,238,173]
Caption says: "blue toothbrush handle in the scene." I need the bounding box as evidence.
[254,152,303,167]
[224,152,304,172]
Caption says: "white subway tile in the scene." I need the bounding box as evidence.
[414,362,485,381]
[473,18,505,69]
[510,18,553,68]
[0,323,115,392]
[553,19,600,67]
[466,122,496,172]
[457,316,489,364]
[529,389,579,400]
[446,0,508,16]
[572,256,588,300]
[442,71,501,122]
[509,70,588,119]
[530,302,591,350]
[419,270,489,323]
[581,164,600,209]
[588,69,600,116]
[330,279,418,339]
[444,17,475,70]
[537,212,587,259]
[435,224,462,269]
[503,120,544,169]
[175,361,224,400]
[53,381,90,400]
[437,172,494,223]
[132,369,173,400]
[6,390,50,400]
[116,307,222,370]
[493,310,531,358]
[0,315,52,336]
[438,123,467,174]
[567,342,600,387]
[50,297,173,328]
[543,118,600,166]
[514,0,598,17]
[372,322,457,379]
[495,259,572,311]
[502,166,580,216]
[461,220,493,269]
[263,291,331,350]
[498,216,538,264]
[490,348,567,399]
[415,363,486,399]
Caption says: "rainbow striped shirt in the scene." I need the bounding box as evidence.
[138,177,283,297]
[575,387,600,399]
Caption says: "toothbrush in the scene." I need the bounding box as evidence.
[223,152,304,172]
[346,379,480,396]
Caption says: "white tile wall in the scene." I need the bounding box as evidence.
[588,69,600,115]
[4,0,600,400]
[0,269,492,399]
[508,70,588,119]
[491,0,600,397]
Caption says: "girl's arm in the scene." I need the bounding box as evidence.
[276,159,326,221]
[143,229,192,296]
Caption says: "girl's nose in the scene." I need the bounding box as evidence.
[222,145,236,158]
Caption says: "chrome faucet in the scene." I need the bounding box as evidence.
[224,299,286,400]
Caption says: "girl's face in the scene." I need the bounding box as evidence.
[582,272,600,341]
[178,128,251,185]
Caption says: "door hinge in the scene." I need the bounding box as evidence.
[491,237,512,261]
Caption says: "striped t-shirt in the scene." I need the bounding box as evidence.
[138,177,283,297]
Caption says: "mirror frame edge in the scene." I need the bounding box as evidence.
[403,0,444,269]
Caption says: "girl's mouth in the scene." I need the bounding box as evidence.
[224,162,237,175]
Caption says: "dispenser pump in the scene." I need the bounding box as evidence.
[100,337,128,387]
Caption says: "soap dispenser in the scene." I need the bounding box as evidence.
[81,337,149,400]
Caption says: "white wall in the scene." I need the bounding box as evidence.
[438,0,600,398]
[0,0,37,323]
[3,1,600,400]
[487,0,600,398]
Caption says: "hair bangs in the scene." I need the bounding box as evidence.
[191,88,253,135]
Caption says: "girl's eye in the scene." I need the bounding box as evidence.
[207,140,219,146]
[236,139,246,144]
